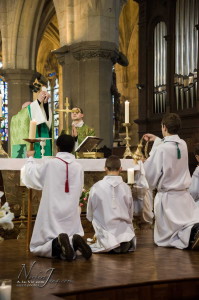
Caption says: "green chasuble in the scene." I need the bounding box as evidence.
[75,124,95,145]
[62,123,95,145]
[10,105,52,158]
[10,107,30,157]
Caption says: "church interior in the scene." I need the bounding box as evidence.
[0,0,199,299]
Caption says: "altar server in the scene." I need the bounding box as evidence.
[87,155,136,253]
[22,134,92,260]
[189,143,199,205]
[143,113,199,250]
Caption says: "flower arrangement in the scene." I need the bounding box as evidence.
[79,188,90,209]
[0,192,14,231]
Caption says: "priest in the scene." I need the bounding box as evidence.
[62,106,95,150]
[10,90,52,158]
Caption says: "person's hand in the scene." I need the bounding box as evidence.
[143,133,157,142]
[72,125,78,137]
[27,151,35,157]
[37,91,50,104]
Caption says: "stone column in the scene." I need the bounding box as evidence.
[54,41,118,148]
[1,69,36,154]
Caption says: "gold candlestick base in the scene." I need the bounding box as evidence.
[122,123,133,159]
[0,117,9,158]
[17,185,27,239]
[23,138,42,151]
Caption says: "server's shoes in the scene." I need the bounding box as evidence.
[191,230,199,250]
[58,233,75,261]
[72,234,92,259]
[120,242,131,253]
[112,241,131,254]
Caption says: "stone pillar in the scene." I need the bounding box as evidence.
[54,41,118,148]
[1,69,36,154]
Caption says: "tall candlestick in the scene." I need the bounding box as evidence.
[127,168,134,184]
[125,100,129,123]
[29,120,37,139]
[0,92,2,117]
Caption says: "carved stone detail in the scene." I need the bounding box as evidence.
[52,45,70,66]
[70,41,118,62]
[53,42,119,63]
[72,48,117,61]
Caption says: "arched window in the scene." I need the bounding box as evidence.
[47,78,59,139]
[154,22,167,114]
[52,78,59,139]
[174,0,198,110]
[0,77,8,141]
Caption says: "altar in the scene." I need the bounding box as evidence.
[0,158,148,241]
[0,158,138,217]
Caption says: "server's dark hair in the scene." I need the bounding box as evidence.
[105,155,121,171]
[56,134,75,153]
[161,113,181,134]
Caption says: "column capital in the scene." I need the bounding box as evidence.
[0,69,36,84]
[53,41,119,64]
[71,41,118,62]
[52,46,70,66]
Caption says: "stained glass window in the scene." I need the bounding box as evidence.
[0,78,8,141]
[53,79,59,139]
[47,79,59,139]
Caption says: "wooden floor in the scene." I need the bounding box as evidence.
[1,230,199,300]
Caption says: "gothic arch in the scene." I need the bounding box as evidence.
[115,0,139,145]
[0,0,60,71]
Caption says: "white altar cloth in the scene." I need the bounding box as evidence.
[0,158,138,172]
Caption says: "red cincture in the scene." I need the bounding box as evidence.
[55,157,69,193]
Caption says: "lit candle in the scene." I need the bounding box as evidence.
[125,100,129,123]
[0,92,2,117]
[127,168,134,184]
[29,120,37,139]
[0,280,11,300]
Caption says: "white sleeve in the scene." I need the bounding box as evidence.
[149,137,162,156]
[30,101,46,125]
[128,187,134,219]
[21,157,46,190]
[189,169,199,201]
[144,147,164,190]
[86,187,95,222]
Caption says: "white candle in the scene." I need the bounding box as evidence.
[29,120,37,139]
[0,93,2,117]
[127,168,134,184]
[0,281,11,300]
[125,100,129,123]
[20,167,25,186]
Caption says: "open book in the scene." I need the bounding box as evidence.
[75,136,103,152]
